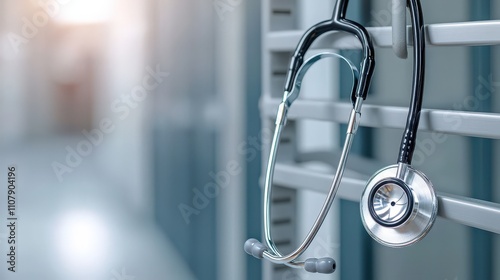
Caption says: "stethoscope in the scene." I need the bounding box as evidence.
[245,0,437,274]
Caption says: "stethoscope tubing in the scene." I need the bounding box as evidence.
[361,0,437,249]
[284,0,374,102]
[398,0,425,165]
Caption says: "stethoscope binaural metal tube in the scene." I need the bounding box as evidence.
[264,96,362,266]
[360,0,438,248]
[245,0,375,274]
[245,53,362,273]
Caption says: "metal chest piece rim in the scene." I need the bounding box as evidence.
[360,164,438,248]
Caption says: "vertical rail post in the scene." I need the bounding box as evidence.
[470,1,493,280]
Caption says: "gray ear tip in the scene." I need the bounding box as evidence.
[244,239,257,254]
[304,257,336,274]
[244,238,266,259]
[317,258,336,274]
[304,258,318,273]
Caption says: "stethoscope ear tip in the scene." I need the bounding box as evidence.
[304,257,336,274]
[244,238,266,259]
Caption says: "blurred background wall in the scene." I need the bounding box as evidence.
[0,0,253,279]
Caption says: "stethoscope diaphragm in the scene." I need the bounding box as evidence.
[368,177,414,228]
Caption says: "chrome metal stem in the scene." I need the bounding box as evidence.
[396,162,409,180]
[261,98,363,264]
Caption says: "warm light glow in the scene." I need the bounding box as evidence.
[56,0,114,24]
[56,210,110,270]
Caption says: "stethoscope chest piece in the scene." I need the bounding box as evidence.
[360,165,438,247]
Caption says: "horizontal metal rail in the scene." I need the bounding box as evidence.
[267,20,500,51]
[262,98,500,139]
[273,162,500,234]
